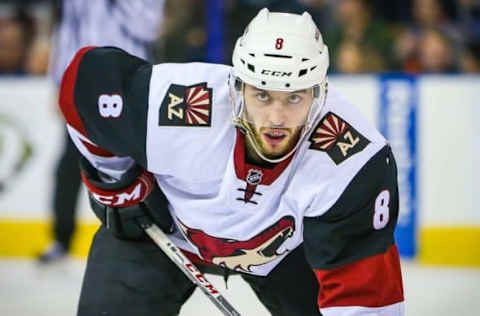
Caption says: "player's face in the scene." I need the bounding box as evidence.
[243,84,313,159]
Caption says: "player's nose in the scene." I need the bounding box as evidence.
[267,101,287,126]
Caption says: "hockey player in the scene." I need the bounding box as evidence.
[59,8,404,316]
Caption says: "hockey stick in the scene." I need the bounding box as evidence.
[138,219,241,316]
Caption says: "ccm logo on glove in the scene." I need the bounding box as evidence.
[98,94,123,118]
[81,171,155,207]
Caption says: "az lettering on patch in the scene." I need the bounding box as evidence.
[309,112,370,164]
[159,82,212,126]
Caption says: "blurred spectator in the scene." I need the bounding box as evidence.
[158,0,208,63]
[24,1,53,75]
[325,0,395,73]
[411,0,462,42]
[3,0,479,77]
[460,41,480,73]
[394,29,421,73]
[295,0,335,31]
[370,0,412,23]
[394,0,462,73]
[0,4,35,74]
[159,0,479,74]
[456,0,480,42]
[418,29,457,72]
[24,35,50,74]
[335,41,364,74]
[413,0,449,27]
[335,40,386,73]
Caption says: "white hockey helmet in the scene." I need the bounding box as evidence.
[230,8,330,163]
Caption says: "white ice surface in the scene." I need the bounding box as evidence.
[0,259,479,316]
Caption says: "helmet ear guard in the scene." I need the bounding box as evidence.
[234,77,243,91]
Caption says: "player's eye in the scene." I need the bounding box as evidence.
[256,91,270,102]
[287,94,302,104]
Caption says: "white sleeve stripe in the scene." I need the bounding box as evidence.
[320,301,404,316]
[67,124,135,180]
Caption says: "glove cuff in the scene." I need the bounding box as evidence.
[80,157,155,208]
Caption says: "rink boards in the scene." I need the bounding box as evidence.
[0,75,478,266]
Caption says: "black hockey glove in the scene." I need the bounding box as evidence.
[79,157,173,241]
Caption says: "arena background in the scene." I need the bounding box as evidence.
[0,0,479,315]
[1,74,479,266]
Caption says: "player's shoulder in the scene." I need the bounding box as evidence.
[74,46,150,77]
[60,47,234,174]
[149,62,232,127]
[302,85,386,166]
[60,46,153,165]
[144,62,235,180]
[293,85,389,217]
[321,86,386,146]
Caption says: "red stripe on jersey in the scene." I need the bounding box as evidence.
[58,46,96,136]
[314,244,404,308]
[80,139,114,157]
[182,250,214,267]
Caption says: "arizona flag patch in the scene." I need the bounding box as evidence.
[159,82,212,126]
[309,112,370,164]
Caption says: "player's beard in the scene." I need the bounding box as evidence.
[245,121,303,161]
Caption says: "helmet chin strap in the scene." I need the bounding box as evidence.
[246,123,311,164]
[235,117,313,164]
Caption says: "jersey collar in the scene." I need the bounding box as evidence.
[233,129,294,185]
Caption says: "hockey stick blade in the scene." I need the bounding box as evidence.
[140,221,241,316]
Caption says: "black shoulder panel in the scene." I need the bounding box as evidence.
[74,47,151,167]
[303,145,400,269]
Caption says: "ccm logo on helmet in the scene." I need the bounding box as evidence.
[261,70,292,77]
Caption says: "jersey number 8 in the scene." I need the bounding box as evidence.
[275,38,284,49]
[373,190,390,230]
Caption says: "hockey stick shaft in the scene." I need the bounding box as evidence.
[139,220,241,316]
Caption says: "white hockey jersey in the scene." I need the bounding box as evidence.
[60,47,404,315]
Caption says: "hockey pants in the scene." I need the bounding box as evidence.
[77,225,321,316]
